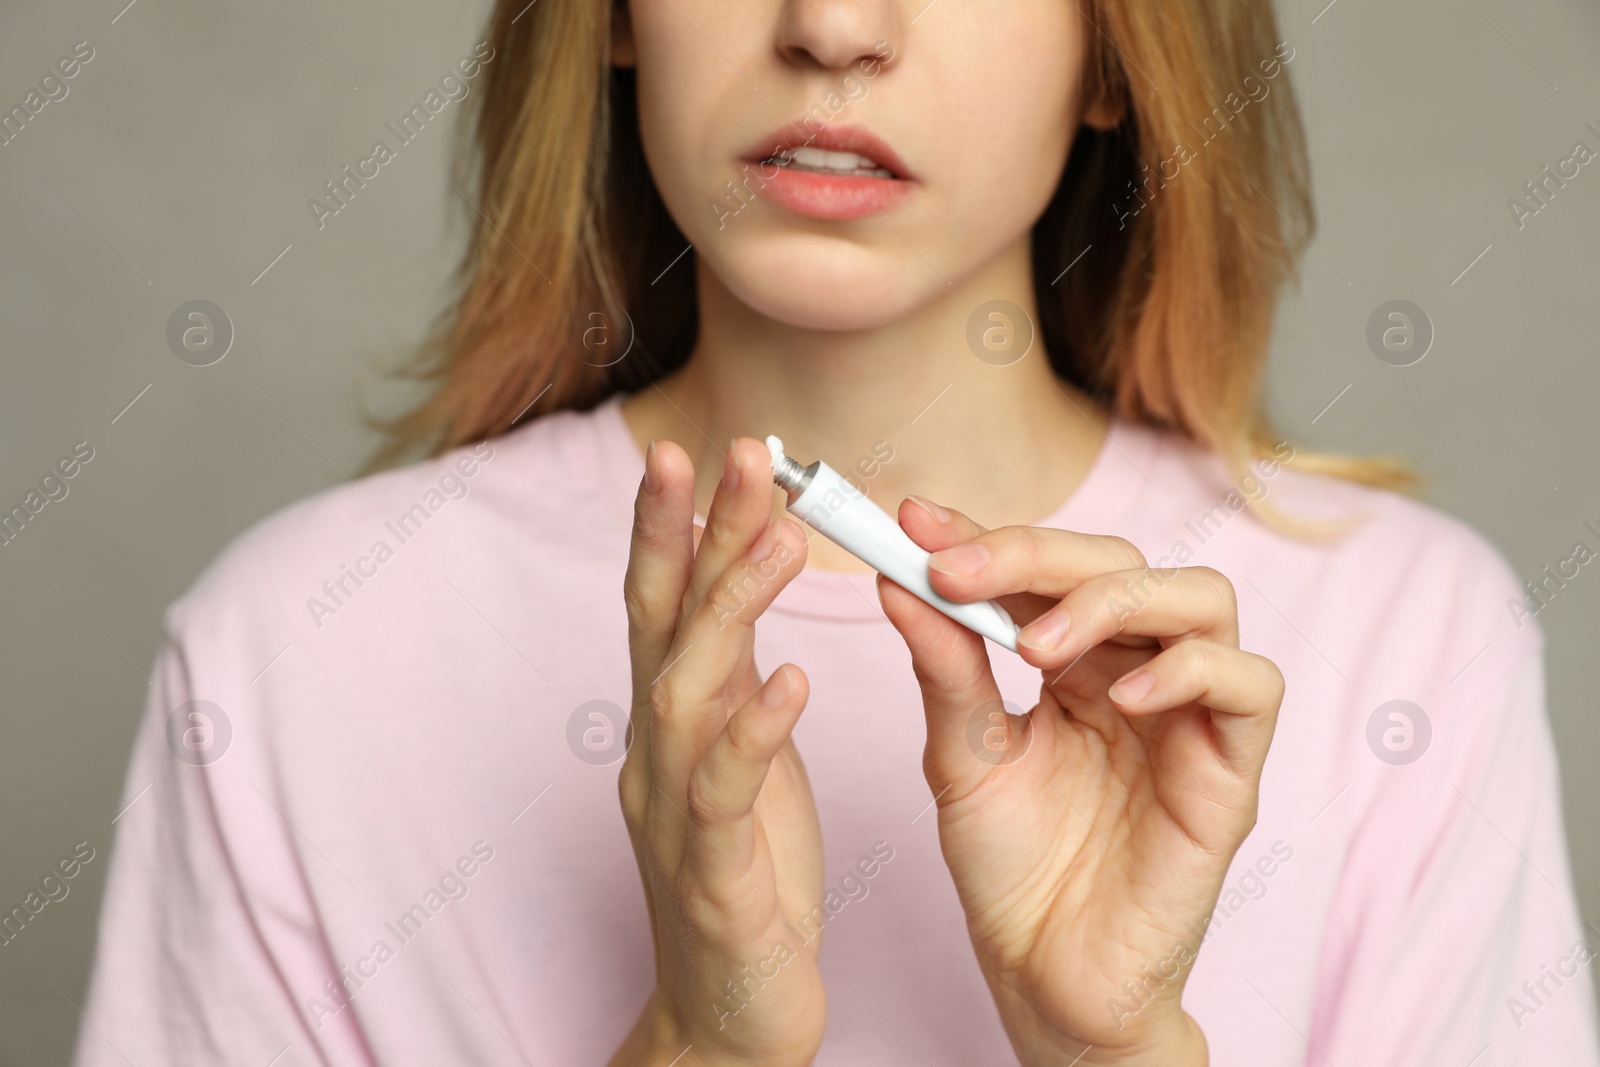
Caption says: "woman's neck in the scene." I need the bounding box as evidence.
[620,237,1111,572]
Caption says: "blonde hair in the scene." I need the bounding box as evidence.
[375,0,1419,529]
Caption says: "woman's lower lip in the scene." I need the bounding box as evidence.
[750,165,913,221]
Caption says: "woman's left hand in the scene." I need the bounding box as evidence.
[877,498,1285,1067]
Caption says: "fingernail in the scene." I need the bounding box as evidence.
[1017,610,1070,652]
[644,441,661,494]
[722,440,741,491]
[758,666,791,709]
[928,542,988,577]
[1108,669,1154,705]
[906,495,951,523]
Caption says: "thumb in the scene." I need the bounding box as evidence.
[876,574,1010,796]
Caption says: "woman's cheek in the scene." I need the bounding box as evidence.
[939,88,1077,256]
[924,15,1085,234]
[629,3,748,232]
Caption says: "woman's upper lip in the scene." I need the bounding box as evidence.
[744,122,914,181]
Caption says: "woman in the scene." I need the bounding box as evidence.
[76,0,1597,1064]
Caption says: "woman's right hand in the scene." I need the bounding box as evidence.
[609,437,824,1067]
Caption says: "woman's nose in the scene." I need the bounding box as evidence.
[775,0,898,71]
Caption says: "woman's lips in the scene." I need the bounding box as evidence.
[741,123,915,222]
[753,166,911,221]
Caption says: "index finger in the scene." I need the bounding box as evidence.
[897,497,1145,620]
[624,439,697,713]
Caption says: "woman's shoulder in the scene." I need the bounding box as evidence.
[164,401,633,641]
[1139,424,1544,676]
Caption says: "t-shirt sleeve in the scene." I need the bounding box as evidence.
[1306,633,1600,1065]
[72,625,379,1067]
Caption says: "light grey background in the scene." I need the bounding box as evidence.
[1,0,1596,1063]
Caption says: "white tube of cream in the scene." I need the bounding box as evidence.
[767,436,1021,653]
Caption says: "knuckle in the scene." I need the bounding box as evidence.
[1099,569,1146,618]
[722,714,764,765]
[628,508,672,556]
[911,620,990,691]
[1173,638,1213,680]
[1256,653,1287,701]
[1107,535,1148,570]
[648,676,680,726]
[617,757,648,826]
[679,882,730,932]
[1011,526,1044,571]
[622,579,658,631]
[684,770,725,827]
[715,671,745,708]
[700,573,756,632]
[1192,566,1238,610]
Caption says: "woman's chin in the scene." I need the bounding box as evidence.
[705,243,942,334]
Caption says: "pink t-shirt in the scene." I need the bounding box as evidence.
[74,395,1598,1066]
